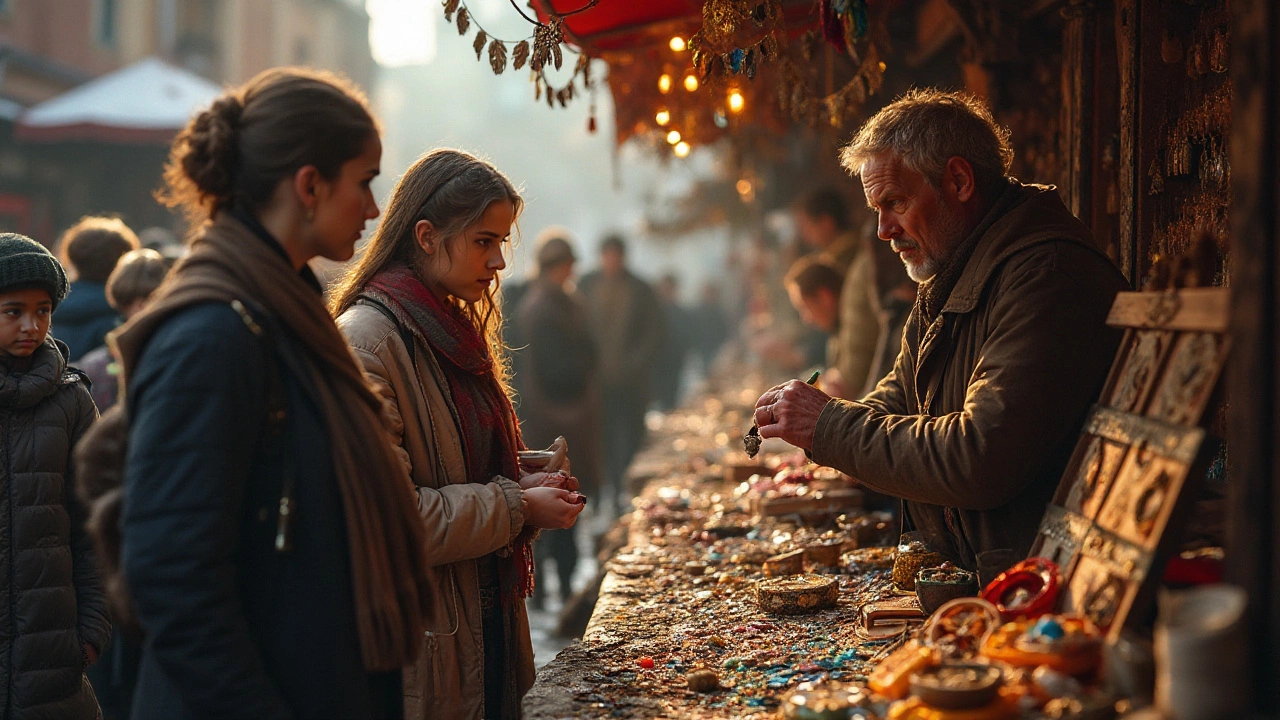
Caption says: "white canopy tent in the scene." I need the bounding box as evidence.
[16,57,221,143]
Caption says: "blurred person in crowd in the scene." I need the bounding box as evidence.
[0,233,108,720]
[76,249,169,411]
[577,235,664,514]
[97,68,435,720]
[739,231,822,375]
[793,187,881,398]
[755,89,1127,569]
[331,148,584,720]
[783,254,846,389]
[79,248,168,720]
[137,226,187,265]
[652,273,693,410]
[688,281,729,375]
[55,216,139,360]
[510,227,602,610]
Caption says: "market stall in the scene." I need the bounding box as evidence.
[426,0,1274,714]
[524,280,1236,719]
[524,387,1108,718]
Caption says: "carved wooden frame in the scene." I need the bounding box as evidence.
[1031,288,1228,641]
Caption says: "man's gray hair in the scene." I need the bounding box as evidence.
[840,88,1014,194]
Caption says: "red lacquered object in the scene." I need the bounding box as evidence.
[980,558,1061,621]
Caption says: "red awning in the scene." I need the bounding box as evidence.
[531,1,702,52]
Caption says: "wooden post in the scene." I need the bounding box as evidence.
[1114,0,1138,283]
[1227,0,1279,713]
[1061,0,1097,224]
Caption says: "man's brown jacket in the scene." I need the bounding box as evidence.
[812,183,1128,569]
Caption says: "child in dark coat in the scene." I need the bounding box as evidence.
[0,232,109,720]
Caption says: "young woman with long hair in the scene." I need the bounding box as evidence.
[107,67,434,719]
[331,148,584,720]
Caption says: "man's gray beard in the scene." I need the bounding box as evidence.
[905,202,968,283]
[904,256,938,283]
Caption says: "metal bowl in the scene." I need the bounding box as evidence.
[916,567,980,614]
[909,662,1003,710]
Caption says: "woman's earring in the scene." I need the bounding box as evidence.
[306,207,315,223]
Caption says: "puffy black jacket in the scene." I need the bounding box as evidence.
[0,338,109,720]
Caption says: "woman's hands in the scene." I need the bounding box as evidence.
[523,487,585,530]
[519,470,579,492]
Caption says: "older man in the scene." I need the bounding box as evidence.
[755,89,1128,569]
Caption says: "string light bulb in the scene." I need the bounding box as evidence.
[669,36,686,52]
[658,74,672,94]
[655,109,670,126]
[666,130,682,145]
[728,90,745,113]
[683,73,699,92]
[674,141,691,157]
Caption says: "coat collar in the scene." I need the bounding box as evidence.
[0,338,68,409]
[940,181,1102,315]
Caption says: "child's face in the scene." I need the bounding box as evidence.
[0,288,52,358]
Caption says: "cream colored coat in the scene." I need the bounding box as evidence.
[337,301,534,720]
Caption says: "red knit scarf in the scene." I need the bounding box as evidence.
[363,265,533,605]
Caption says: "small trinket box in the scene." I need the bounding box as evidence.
[755,573,839,615]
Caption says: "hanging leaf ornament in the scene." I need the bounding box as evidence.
[437,1,591,109]
[489,39,507,74]
[531,34,548,72]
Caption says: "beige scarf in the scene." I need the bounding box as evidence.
[111,213,432,671]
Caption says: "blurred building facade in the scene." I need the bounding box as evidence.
[0,0,374,242]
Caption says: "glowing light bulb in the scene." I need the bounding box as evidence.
[683,73,699,92]
[728,90,744,113]
[658,74,673,94]
[666,130,682,145]
[655,109,671,126]
[736,179,752,196]
[669,36,687,52]
[674,141,691,157]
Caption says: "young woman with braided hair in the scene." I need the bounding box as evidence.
[107,67,434,719]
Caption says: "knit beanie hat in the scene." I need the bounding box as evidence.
[0,233,70,308]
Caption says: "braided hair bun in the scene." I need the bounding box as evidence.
[160,93,244,219]
[158,67,376,223]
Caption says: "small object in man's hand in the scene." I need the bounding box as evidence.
[743,425,762,458]
[570,493,587,505]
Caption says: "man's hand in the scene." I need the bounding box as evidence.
[753,379,832,451]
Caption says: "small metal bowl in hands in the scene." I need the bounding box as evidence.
[517,449,556,470]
